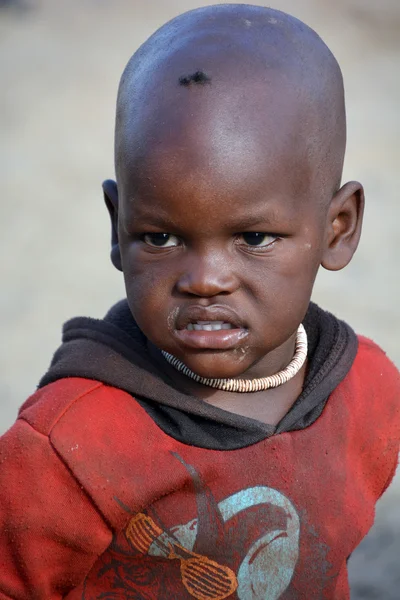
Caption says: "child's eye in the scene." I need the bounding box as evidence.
[238,232,278,247]
[143,233,180,248]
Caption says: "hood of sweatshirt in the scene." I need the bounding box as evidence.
[38,300,358,450]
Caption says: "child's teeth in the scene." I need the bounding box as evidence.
[186,321,234,331]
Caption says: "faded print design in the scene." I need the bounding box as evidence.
[82,452,301,599]
[145,486,301,599]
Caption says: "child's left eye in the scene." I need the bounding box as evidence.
[238,232,278,247]
[143,233,180,248]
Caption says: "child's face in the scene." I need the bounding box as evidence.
[113,85,332,380]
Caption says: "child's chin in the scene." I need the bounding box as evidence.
[182,353,253,381]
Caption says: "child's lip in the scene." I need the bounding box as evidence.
[175,304,245,331]
[174,327,249,350]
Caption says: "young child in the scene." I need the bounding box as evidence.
[0,4,399,599]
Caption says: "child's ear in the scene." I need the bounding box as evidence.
[321,181,364,271]
[103,179,122,272]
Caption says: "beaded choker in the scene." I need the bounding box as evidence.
[162,324,307,393]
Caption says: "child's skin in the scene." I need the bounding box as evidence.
[103,4,364,424]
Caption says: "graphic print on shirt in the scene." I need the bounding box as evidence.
[82,452,300,599]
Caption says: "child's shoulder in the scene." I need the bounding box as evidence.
[17,377,150,530]
[19,377,109,435]
[348,335,399,413]
[355,334,399,384]
[344,335,399,452]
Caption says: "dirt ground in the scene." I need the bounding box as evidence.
[0,0,399,597]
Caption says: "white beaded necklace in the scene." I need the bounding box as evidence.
[162,324,307,393]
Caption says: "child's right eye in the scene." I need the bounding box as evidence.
[143,233,180,248]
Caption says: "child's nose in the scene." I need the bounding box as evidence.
[176,252,239,297]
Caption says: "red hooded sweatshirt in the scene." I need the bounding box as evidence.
[0,302,398,599]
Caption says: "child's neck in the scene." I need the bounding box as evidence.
[160,357,307,426]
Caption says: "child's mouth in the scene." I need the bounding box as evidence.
[175,322,248,350]
[172,306,249,350]
[185,321,234,331]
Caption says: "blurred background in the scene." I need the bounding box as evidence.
[0,0,399,597]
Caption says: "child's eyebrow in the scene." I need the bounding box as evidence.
[230,211,284,229]
[123,206,182,230]
[132,214,180,229]
[125,205,288,231]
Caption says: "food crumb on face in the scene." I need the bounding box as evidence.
[167,307,180,331]
[233,346,250,363]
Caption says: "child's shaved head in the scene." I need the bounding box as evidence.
[106,4,363,382]
[115,4,346,203]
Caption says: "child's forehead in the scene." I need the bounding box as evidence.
[119,92,317,225]
[118,68,322,211]
[122,80,309,188]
